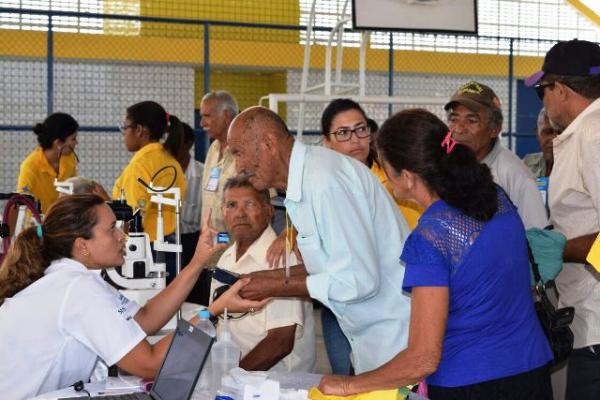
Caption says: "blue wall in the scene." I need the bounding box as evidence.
[515,79,544,158]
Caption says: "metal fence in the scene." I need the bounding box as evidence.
[0,6,557,193]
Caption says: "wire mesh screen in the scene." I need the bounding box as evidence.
[0,57,195,193]
[0,59,47,125]
[0,0,586,196]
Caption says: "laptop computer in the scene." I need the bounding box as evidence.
[62,318,214,400]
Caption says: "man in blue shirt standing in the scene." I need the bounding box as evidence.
[227,106,411,374]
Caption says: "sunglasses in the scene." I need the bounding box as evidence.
[535,81,556,100]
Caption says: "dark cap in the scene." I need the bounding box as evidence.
[525,39,600,87]
[444,81,502,112]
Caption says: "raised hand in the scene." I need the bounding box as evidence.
[190,208,228,268]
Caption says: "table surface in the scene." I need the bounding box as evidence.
[33,303,322,399]
[34,371,322,399]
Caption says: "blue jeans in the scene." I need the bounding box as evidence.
[566,345,600,400]
[321,306,352,375]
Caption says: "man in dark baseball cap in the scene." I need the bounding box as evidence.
[528,39,600,400]
[525,39,600,88]
[445,81,548,230]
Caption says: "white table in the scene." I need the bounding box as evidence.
[34,371,322,399]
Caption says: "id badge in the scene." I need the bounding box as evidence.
[536,176,548,207]
[205,167,221,192]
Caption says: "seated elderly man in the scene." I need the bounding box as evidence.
[210,175,316,372]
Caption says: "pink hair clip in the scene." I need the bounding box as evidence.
[165,112,171,124]
[441,131,457,154]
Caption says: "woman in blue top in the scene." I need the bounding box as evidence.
[318,109,553,399]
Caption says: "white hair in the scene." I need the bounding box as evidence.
[64,176,96,195]
[201,91,239,116]
[536,107,547,133]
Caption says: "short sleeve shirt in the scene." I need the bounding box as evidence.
[17,147,78,213]
[0,258,146,399]
[113,142,187,241]
[211,226,316,373]
[402,189,552,387]
[482,140,548,229]
[549,98,600,348]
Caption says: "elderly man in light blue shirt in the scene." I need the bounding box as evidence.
[227,106,411,374]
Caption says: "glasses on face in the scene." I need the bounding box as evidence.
[119,123,135,133]
[329,124,371,142]
[535,81,556,100]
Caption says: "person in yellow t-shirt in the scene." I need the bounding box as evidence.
[17,112,79,213]
[113,101,187,243]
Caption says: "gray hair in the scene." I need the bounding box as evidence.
[536,108,547,133]
[64,176,97,195]
[445,105,503,132]
[222,175,270,205]
[201,91,239,117]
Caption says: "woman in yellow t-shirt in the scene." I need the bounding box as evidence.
[17,113,79,213]
[320,99,423,229]
[113,101,186,243]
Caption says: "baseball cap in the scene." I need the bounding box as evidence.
[444,81,502,112]
[525,39,600,87]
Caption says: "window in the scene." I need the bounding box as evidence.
[0,0,139,34]
[300,0,600,56]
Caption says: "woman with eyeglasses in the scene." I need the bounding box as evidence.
[17,112,79,213]
[317,109,553,400]
[113,101,187,244]
[320,99,423,228]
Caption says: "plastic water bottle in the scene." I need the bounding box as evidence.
[196,310,216,395]
[211,308,241,392]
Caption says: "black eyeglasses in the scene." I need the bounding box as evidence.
[329,125,371,142]
[535,81,556,100]
[119,123,135,133]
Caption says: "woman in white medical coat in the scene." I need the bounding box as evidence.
[0,194,267,400]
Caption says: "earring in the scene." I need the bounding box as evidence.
[82,249,90,257]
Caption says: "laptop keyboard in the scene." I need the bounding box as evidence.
[61,394,151,400]
[93,394,151,400]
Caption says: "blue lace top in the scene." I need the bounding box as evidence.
[401,189,552,387]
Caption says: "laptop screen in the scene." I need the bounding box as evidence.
[150,319,214,400]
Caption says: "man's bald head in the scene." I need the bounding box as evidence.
[228,106,291,143]
[227,106,294,191]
